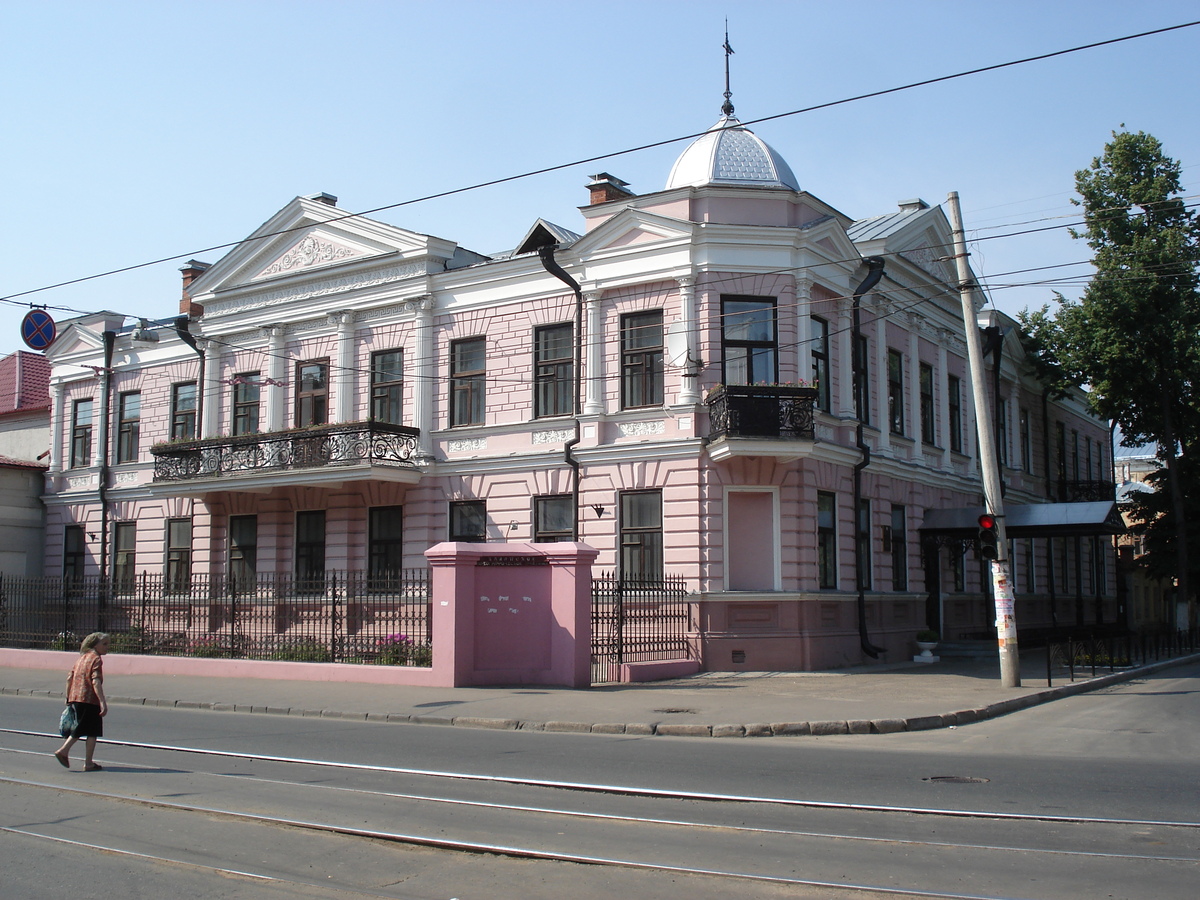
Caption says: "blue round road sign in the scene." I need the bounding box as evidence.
[21,309,57,350]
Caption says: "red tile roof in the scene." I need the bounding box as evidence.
[0,351,51,414]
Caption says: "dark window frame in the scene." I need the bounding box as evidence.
[919,363,935,444]
[534,323,574,418]
[171,381,198,441]
[449,500,487,543]
[856,499,872,591]
[620,311,664,409]
[63,525,86,581]
[1019,407,1033,474]
[295,359,330,428]
[721,296,778,386]
[449,338,485,427]
[295,510,326,588]
[887,349,904,436]
[817,491,837,589]
[890,505,907,592]
[113,521,136,594]
[947,375,963,453]
[853,334,870,424]
[368,506,405,583]
[228,515,257,593]
[165,517,192,594]
[370,350,404,424]
[533,495,574,543]
[232,373,261,436]
[620,490,663,581]
[811,316,831,411]
[116,390,141,463]
[70,398,93,468]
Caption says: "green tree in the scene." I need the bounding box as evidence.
[1030,131,1200,628]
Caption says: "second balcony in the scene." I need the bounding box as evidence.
[704,384,818,463]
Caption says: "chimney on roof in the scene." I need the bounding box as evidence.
[898,198,929,212]
[179,259,211,317]
[306,192,338,206]
[586,173,634,205]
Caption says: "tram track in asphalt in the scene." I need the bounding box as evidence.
[2,731,1198,900]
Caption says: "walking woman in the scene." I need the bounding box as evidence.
[54,632,110,771]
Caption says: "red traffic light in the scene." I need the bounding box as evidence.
[978,513,997,530]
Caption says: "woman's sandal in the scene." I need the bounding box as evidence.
[54,752,69,769]
[83,763,102,772]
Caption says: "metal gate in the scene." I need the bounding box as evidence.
[590,572,692,684]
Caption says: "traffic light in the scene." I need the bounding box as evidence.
[977,513,999,560]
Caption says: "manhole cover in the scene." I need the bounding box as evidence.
[654,708,697,714]
[922,775,990,784]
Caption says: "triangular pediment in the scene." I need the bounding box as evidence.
[571,208,695,256]
[186,195,460,304]
[850,204,959,287]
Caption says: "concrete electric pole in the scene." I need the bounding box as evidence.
[947,191,1021,688]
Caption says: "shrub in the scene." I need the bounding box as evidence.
[267,637,331,662]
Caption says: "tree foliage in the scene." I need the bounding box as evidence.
[1023,131,1200,625]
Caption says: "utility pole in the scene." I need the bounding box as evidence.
[947,191,1021,688]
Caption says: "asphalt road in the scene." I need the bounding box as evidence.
[2,662,1197,899]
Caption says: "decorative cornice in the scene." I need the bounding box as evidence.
[205,261,426,317]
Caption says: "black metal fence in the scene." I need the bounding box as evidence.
[0,571,432,666]
[1045,627,1199,685]
[591,573,692,684]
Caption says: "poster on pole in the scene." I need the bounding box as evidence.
[991,559,1017,640]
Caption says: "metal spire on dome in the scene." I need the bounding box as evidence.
[721,23,735,117]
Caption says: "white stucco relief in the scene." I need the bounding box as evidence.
[204,261,427,317]
[257,235,359,278]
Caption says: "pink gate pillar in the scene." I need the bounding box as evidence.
[424,542,599,688]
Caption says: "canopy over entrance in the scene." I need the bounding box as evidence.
[920,501,1125,541]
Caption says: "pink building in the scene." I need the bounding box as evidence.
[37,108,1118,672]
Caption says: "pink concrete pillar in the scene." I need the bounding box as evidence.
[424,542,598,688]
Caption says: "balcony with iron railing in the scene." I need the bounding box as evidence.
[1056,479,1117,503]
[150,421,423,493]
[704,384,818,462]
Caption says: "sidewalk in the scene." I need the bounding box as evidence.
[4,651,1196,738]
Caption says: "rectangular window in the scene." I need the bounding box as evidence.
[951,543,965,592]
[1071,430,1080,480]
[811,316,830,411]
[232,373,261,436]
[1023,539,1036,593]
[887,350,904,436]
[63,525,86,581]
[722,296,777,386]
[370,350,404,424]
[449,500,487,543]
[1056,422,1067,481]
[620,490,663,580]
[228,515,257,593]
[1095,536,1107,592]
[70,399,93,468]
[919,363,935,444]
[947,375,962,453]
[534,495,574,543]
[1019,408,1033,474]
[817,491,837,589]
[853,334,869,424]
[113,522,136,593]
[534,323,574,417]
[449,338,485,427]
[295,360,329,428]
[171,382,197,441]
[166,518,192,594]
[1085,437,1094,483]
[295,510,326,587]
[368,506,404,583]
[116,391,141,463]
[891,505,907,591]
[856,500,872,590]
[621,311,663,409]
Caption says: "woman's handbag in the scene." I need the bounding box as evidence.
[59,704,78,738]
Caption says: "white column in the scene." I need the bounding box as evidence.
[584,291,604,414]
[201,341,222,438]
[412,296,435,458]
[937,338,951,467]
[796,277,813,387]
[677,275,700,405]
[332,312,355,423]
[874,303,890,452]
[49,382,65,473]
[266,326,286,432]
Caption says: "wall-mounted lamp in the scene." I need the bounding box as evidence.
[591,505,607,519]
[508,521,519,533]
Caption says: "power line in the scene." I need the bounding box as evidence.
[4,19,1197,307]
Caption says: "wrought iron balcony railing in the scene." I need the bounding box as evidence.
[151,421,422,483]
[705,384,818,441]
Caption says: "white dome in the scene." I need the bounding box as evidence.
[665,115,799,191]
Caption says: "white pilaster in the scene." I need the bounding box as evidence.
[874,306,890,452]
[201,341,222,438]
[584,291,604,414]
[796,277,813,387]
[266,326,286,432]
[48,382,64,473]
[677,275,701,405]
[332,312,355,423]
[412,296,435,457]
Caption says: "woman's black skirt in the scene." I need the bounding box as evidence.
[70,702,103,738]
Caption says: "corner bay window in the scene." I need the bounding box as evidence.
[722,296,777,385]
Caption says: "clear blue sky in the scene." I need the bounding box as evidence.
[2,1,1198,357]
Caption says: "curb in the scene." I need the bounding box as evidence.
[6,654,1196,739]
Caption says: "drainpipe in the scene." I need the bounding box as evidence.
[852,258,886,658]
[537,245,584,541]
[174,317,205,435]
[98,330,116,630]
